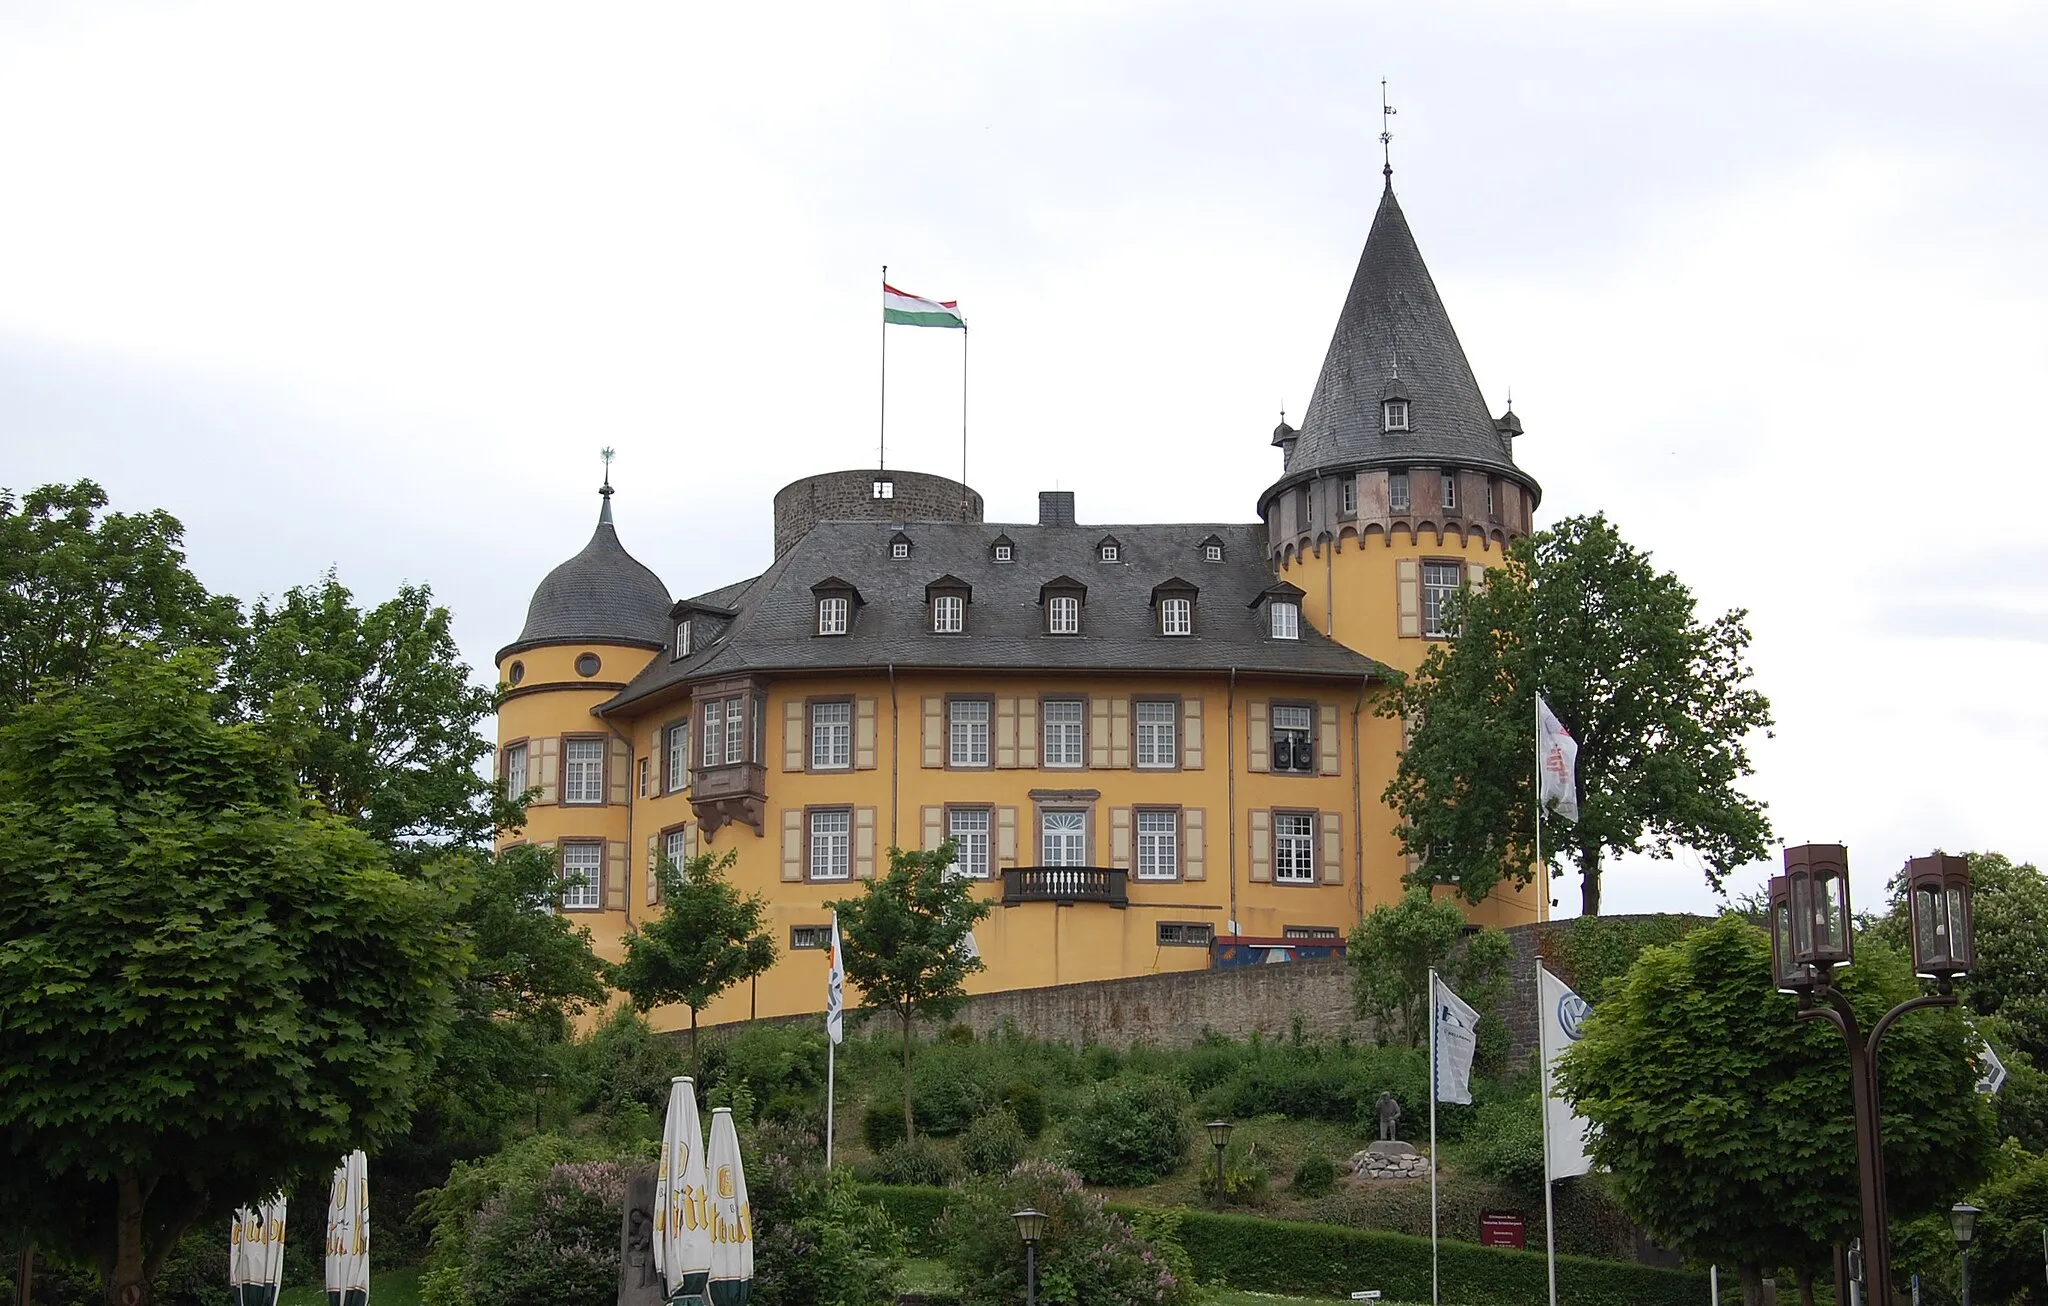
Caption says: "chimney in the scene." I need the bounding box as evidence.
[1037,491,1076,526]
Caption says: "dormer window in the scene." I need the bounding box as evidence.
[872,477,895,500]
[818,597,849,635]
[890,530,913,560]
[1384,400,1410,432]
[994,544,1012,562]
[991,534,1015,563]
[1096,535,1122,563]
[1271,602,1301,640]
[1151,578,1197,637]
[674,619,693,660]
[1200,535,1225,563]
[1049,596,1079,634]
[925,576,971,635]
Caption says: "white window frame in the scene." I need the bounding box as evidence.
[1274,813,1316,884]
[948,807,991,880]
[1341,478,1358,515]
[674,619,692,659]
[666,722,689,792]
[1040,809,1088,867]
[561,842,603,909]
[933,594,965,634]
[1136,809,1179,881]
[808,809,851,881]
[817,596,849,635]
[1048,595,1080,635]
[1158,921,1214,947]
[872,478,895,500]
[891,541,910,559]
[1441,472,1457,511]
[1422,561,1462,639]
[1389,472,1411,513]
[1204,543,1223,563]
[1384,399,1410,432]
[1284,925,1341,940]
[1100,544,1119,563]
[1160,597,1192,636]
[503,741,529,796]
[949,699,991,768]
[993,543,1013,562]
[1042,699,1085,769]
[811,700,852,770]
[664,828,689,875]
[1135,700,1177,769]
[562,738,605,805]
[1270,601,1301,640]
[1272,704,1314,775]
[1486,482,1496,518]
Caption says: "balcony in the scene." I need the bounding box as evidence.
[1002,866,1128,908]
[689,761,766,837]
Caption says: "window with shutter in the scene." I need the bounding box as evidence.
[1271,705,1314,774]
[560,842,603,909]
[562,739,605,805]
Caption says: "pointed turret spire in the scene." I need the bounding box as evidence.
[599,446,616,524]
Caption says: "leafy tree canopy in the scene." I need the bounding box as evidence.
[611,848,777,1077]
[0,650,465,1305]
[1381,513,1774,915]
[828,843,993,1140]
[1347,887,1512,1047]
[1557,914,1996,1300]
[0,480,241,721]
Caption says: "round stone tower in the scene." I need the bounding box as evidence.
[772,468,983,559]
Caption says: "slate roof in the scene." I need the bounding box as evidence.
[499,490,674,660]
[1269,183,1537,506]
[603,520,1384,712]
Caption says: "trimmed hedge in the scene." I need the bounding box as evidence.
[861,1185,1705,1306]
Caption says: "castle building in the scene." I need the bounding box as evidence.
[495,177,1544,1032]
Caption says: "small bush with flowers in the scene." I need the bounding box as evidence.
[937,1161,1195,1306]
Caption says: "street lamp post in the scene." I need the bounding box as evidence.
[1011,1208,1045,1306]
[1769,846,1976,1306]
[1950,1203,1980,1306]
[532,1071,553,1131]
[1204,1120,1234,1210]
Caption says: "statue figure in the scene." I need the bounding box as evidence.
[1375,1091,1401,1142]
[618,1166,661,1306]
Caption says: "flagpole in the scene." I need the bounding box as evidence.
[879,265,889,473]
[1540,963,1559,1306]
[960,324,970,512]
[1534,693,1544,920]
[826,912,839,1170]
[1429,969,1440,1306]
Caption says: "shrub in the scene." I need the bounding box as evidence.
[870,1136,962,1187]
[701,1021,827,1118]
[1291,1152,1339,1197]
[565,1005,685,1131]
[1197,1162,1268,1207]
[1065,1076,1193,1186]
[1002,1080,1048,1139]
[959,1108,1027,1176]
[912,1041,998,1136]
[418,1133,640,1306]
[936,1162,1195,1306]
[863,1095,906,1151]
[749,1126,904,1306]
[1468,1092,1547,1193]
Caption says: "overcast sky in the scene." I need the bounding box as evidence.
[4,1,2042,918]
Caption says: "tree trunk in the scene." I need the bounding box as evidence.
[106,1170,153,1306]
[1795,1267,1815,1306]
[1579,843,1603,916]
[1739,1261,1764,1306]
[901,1010,915,1143]
[690,1006,701,1081]
[16,1248,32,1306]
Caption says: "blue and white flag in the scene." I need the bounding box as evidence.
[1539,967,1593,1178]
[1432,973,1481,1106]
[825,912,845,1046]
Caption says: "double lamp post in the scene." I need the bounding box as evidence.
[1768,844,1976,1304]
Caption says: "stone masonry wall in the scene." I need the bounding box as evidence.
[772,469,984,558]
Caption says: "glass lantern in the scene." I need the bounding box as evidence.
[1768,875,1814,992]
[1908,854,1974,980]
[1784,844,1853,970]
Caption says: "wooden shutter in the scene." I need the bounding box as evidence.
[922,805,945,851]
[605,841,628,911]
[1249,810,1272,882]
[646,834,661,905]
[534,737,561,805]
[1089,699,1112,768]
[1467,562,1488,592]
[1017,699,1038,768]
[1320,811,1343,884]
[1109,807,1132,870]
[1318,704,1341,776]
[608,737,630,805]
[855,697,878,769]
[995,697,1017,768]
[922,696,944,768]
[684,824,698,863]
[783,700,805,771]
[1183,808,1206,881]
[854,807,877,880]
[1397,558,1421,638]
[997,806,1018,867]
[1247,702,1271,774]
[781,809,803,881]
[1109,699,1131,769]
[1182,697,1204,769]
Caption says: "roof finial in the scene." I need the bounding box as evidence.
[1380,79,1397,188]
[1279,404,1287,426]
[1505,386,1513,412]
[598,446,616,523]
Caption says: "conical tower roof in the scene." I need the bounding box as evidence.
[499,486,672,660]
[1265,182,1533,506]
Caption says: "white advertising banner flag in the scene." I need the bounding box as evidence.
[1432,976,1482,1106]
[1536,696,1580,824]
[1539,967,1594,1179]
[825,914,845,1046]
[323,1152,368,1306]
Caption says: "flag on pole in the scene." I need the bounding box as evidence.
[1539,967,1594,1178]
[1536,695,1580,823]
[825,912,845,1046]
[1432,977,1482,1106]
[883,283,965,328]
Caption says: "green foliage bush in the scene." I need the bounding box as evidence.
[936,1163,1195,1306]
[748,1121,904,1306]
[701,1021,827,1121]
[1064,1076,1193,1186]
[1002,1080,1047,1139]
[564,1005,685,1134]
[1468,1091,1546,1192]
[911,1040,1000,1136]
[418,1133,640,1306]
[868,1136,962,1187]
[1291,1152,1338,1197]
[1307,1171,1638,1261]
[1548,914,1701,1003]
[862,1095,906,1151]
[1196,1160,1268,1207]
[959,1108,1026,1176]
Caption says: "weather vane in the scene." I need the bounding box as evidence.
[1380,79,1397,181]
[600,446,615,490]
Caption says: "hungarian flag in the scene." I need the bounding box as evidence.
[883,283,964,328]
[1537,695,1579,823]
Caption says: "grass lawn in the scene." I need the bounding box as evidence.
[277,1267,423,1306]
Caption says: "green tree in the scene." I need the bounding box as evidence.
[611,849,777,1079]
[0,650,464,1306]
[1347,887,1512,1047]
[827,842,993,1141]
[1556,914,1997,1306]
[227,573,510,863]
[1872,851,2048,1063]
[0,480,241,721]
[1381,514,1774,915]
